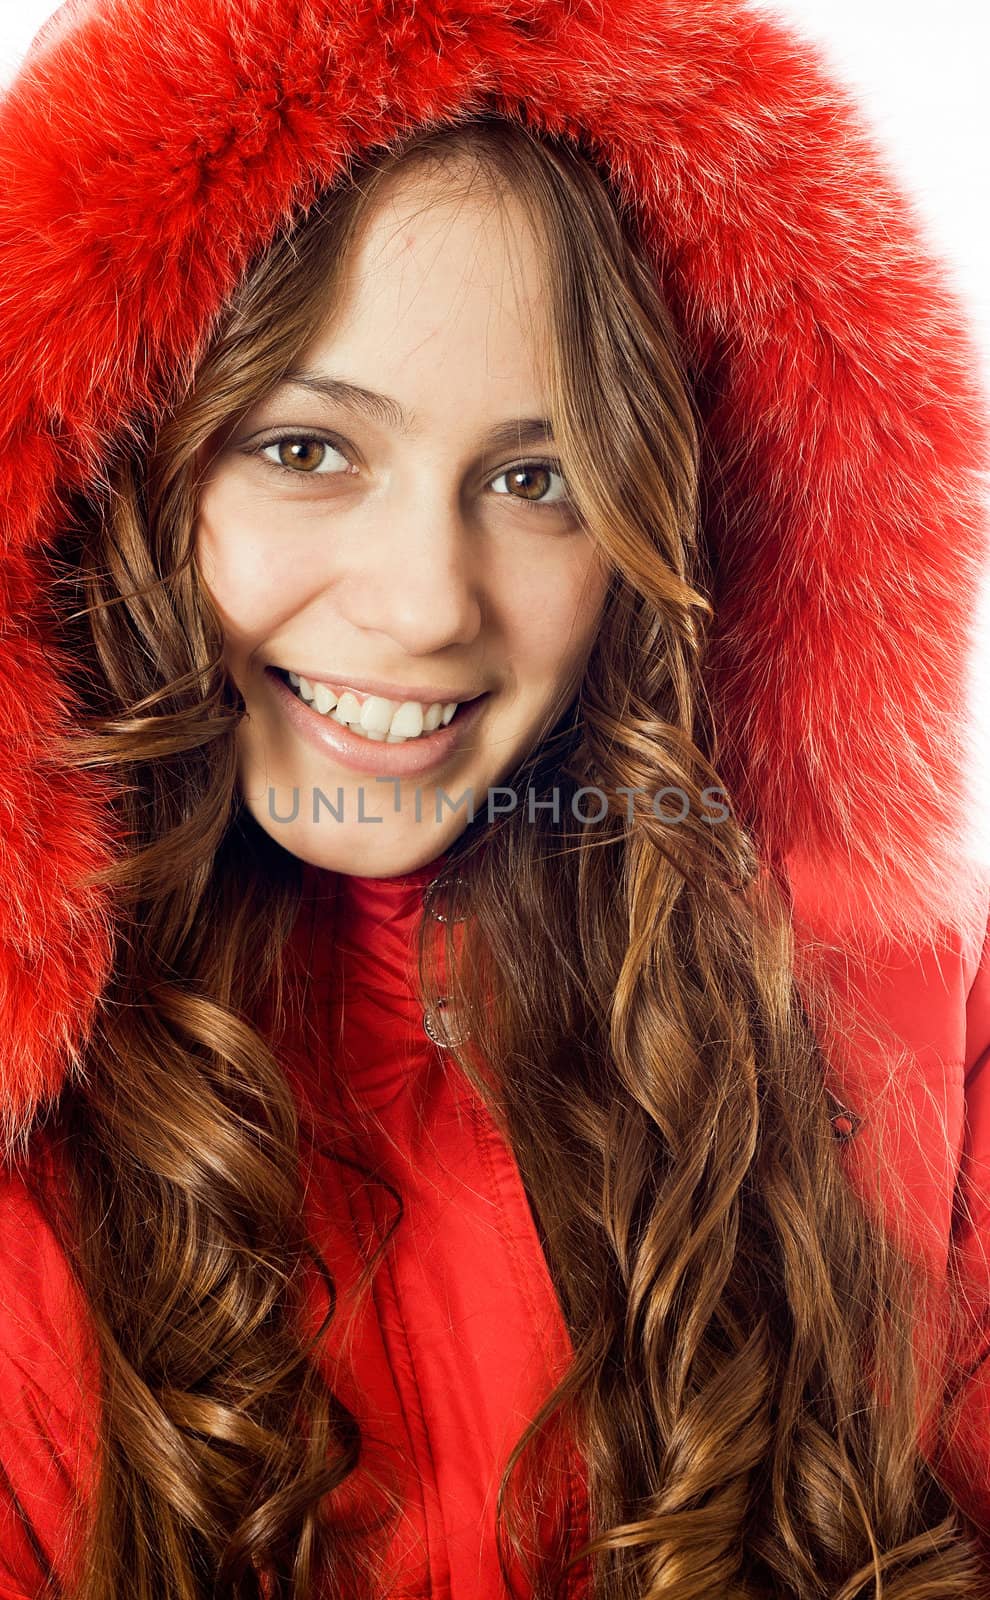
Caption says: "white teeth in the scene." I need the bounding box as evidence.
[333,690,362,725]
[281,671,465,741]
[388,702,424,738]
[359,695,401,735]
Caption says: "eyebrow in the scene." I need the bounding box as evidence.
[275,370,557,454]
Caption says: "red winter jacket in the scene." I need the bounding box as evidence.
[3,853,990,1596]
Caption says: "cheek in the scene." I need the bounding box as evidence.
[194,502,305,649]
[509,548,610,679]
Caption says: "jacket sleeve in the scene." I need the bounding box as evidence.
[0,1158,98,1597]
[936,895,990,1539]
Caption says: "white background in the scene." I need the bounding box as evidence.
[4,1,989,861]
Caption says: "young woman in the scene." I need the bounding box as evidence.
[1,1,989,1598]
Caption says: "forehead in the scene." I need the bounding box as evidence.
[295,175,555,400]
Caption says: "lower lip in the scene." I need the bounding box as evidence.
[265,667,491,777]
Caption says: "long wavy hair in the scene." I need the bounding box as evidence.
[24,111,990,1599]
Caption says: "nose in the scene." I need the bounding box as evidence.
[335,482,484,655]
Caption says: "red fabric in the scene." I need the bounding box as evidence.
[281,857,591,1597]
[791,892,990,1537]
[3,858,990,1593]
[938,914,990,1538]
[0,1136,100,1597]
[0,859,591,1598]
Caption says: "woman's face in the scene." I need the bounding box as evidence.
[194,165,612,878]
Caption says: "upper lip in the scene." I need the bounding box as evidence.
[272,667,488,705]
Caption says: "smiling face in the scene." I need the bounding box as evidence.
[194,161,613,878]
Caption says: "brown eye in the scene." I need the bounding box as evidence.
[490,459,571,510]
[251,434,352,476]
[277,439,325,472]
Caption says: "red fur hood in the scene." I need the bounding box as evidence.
[0,0,988,1158]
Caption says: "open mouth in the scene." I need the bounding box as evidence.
[269,666,482,742]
